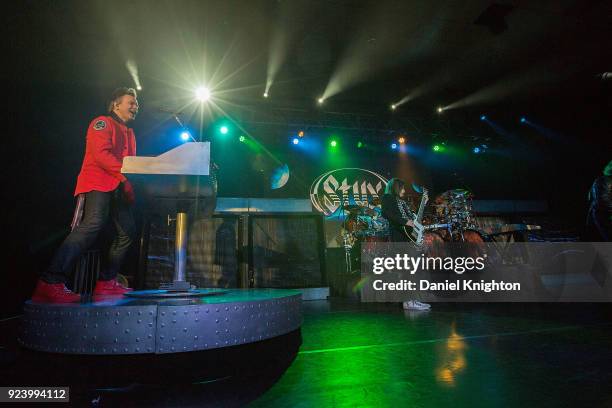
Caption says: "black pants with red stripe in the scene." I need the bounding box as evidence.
[42,189,135,284]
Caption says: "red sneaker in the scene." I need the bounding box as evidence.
[31,280,81,303]
[93,279,133,296]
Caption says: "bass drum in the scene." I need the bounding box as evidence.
[362,235,390,243]
[460,229,487,259]
[422,231,447,258]
[345,216,367,234]
[462,229,484,243]
[359,234,390,259]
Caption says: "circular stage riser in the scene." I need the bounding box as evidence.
[19,291,302,355]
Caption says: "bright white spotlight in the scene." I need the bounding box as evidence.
[180,131,191,141]
[391,104,396,111]
[437,106,443,113]
[263,92,269,98]
[317,97,324,105]
[195,86,211,102]
[126,59,142,93]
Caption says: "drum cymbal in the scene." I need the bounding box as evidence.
[449,189,472,197]
[438,189,472,201]
[342,205,363,213]
[343,204,377,215]
[361,207,377,216]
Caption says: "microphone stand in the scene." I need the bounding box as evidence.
[157,109,200,291]
[336,190,354,274]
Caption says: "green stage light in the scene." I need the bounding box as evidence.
[433,144,442,152]
[330,140,337,147]
[357,141,363,148]
[220,126,229,135]
[239,135,246,142]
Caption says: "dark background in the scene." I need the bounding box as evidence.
[3,0,611,313]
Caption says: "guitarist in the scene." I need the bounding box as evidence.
[381,178,431,310]
[381,178,416,242]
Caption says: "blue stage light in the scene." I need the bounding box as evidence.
[391,143,398,150]
[292,138,299,145]
[520,117,527,123]
[480,115,487,121]
[180,131,191,141]
[473,146,481,154]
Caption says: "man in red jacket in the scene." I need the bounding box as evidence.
[32,87,139,302]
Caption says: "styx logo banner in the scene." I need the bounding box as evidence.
[310,168,388,216]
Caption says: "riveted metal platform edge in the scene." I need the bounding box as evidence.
[155,294,302,353]
[18,303,158,355]
[18,293,302,355]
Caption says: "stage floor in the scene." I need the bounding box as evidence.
[2,300,612,406]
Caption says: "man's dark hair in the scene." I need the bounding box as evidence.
[384,178,406,196]
[107,87,137,114]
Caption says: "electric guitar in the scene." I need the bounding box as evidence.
[402,189,429,246]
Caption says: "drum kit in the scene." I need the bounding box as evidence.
[341,204,389,246]
[339,200,390,273]
[340,189,487,273]
[341,189,484,246]
[428,189,484,243]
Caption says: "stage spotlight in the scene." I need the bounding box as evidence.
[317,97,324,105]
[433,144,442,152]
[292,138,299,145]
[195,86,211,102]
[180,131,191,141]
[220,126,229,135]
[125,59,142,93]
[391,104,396,111]
[298,130,305,138]
[520,117,527,123]
[437,106,443,114]
[330,140,337,147]
[357,141,363,148]
[239,135,246,142]
[263,92,269,98]
[480,115,487,121]
[398,136,406,144]
[391,143,398,150]
[473,146,481,154]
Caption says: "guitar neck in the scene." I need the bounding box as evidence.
[414,190,428,223]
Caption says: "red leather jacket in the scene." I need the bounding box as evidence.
[74,113,136,196]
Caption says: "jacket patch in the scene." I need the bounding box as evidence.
[93,120,107,130]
